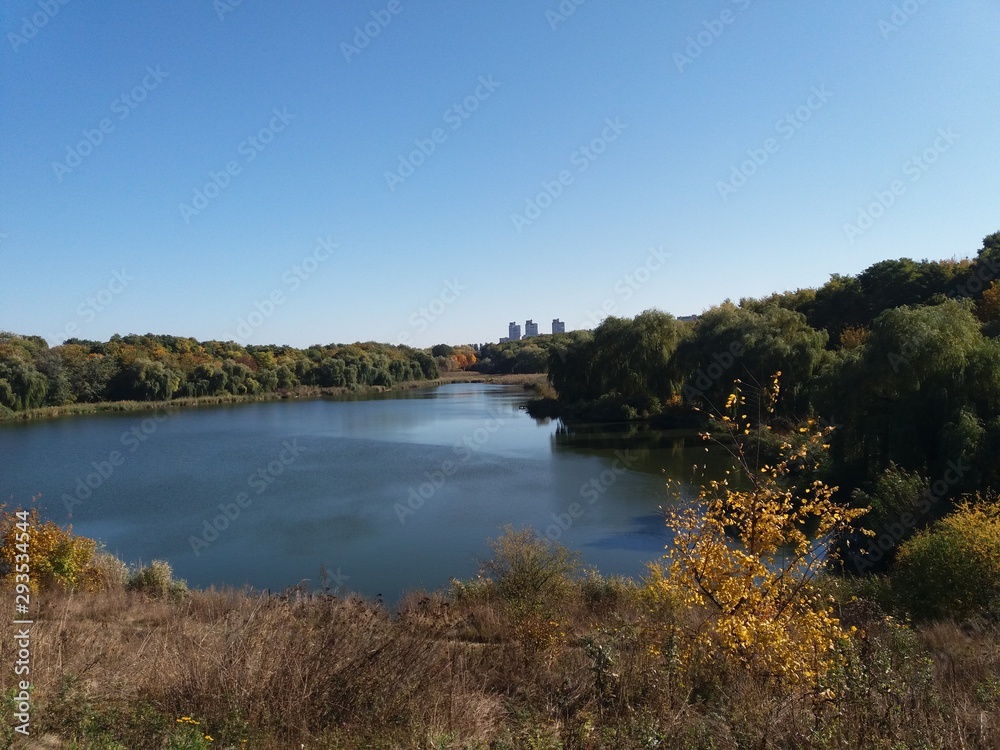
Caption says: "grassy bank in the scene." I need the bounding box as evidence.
[0,373,546,424]
[0,555,997,750]
[438,371,547,387]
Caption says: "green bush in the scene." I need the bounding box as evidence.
[893,494,1000,621]
[853,464,928,522]
[478,526,581,611]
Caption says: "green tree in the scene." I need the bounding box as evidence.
[107,359,181,401]
[676,303,827,416]
[33,349,72,406]
[549,311,681,407]
[0,357,48,410]
[818,298,1000,494]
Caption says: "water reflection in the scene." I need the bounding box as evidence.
[550,419,733,484]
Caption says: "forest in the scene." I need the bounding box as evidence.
[0,334,440,417]
[534,231,1000,573]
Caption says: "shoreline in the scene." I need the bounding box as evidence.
[0,371,547,424]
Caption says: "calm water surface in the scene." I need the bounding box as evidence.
[0,383,723,600]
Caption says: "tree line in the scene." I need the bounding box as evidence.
[0,333,440,415]
[471,333,591,375]
[537,231,1000,567]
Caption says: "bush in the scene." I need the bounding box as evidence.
[579,570,639,614]
[648,377,866,692]
[87,548,130,591]
[853,464,929,530]
[0,505,100,591]
[127,560,187,598]
[478,526,581,611]
[893,494,1000,621]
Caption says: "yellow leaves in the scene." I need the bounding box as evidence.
[647,373,862,693]
[0,505,101,593]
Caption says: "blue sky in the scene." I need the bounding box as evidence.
[2,1,998,348]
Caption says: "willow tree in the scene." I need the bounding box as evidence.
[548,310,683,405]
[675,302,828,417]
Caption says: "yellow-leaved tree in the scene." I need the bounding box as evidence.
[0,501,100,592]
[648,374,868,693]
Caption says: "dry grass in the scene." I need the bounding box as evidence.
[0,574,997,750]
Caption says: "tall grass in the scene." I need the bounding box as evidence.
[0,530,998,749]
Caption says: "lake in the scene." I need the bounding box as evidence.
[0,383,725,601]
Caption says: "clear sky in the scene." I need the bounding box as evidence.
[2,1,998,348]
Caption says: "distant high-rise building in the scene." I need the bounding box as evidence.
[552,318,565,334]
[508,322,521,341]
[524,319,539,338]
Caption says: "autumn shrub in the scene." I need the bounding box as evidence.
[475,526,581,612]
[127,559,187,598]
[648,376,868,693]
[893,493,1000,621]
[91,549,130,590]
[839,325,870,350]
[0,505,104,592]
[579,570,641,615]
